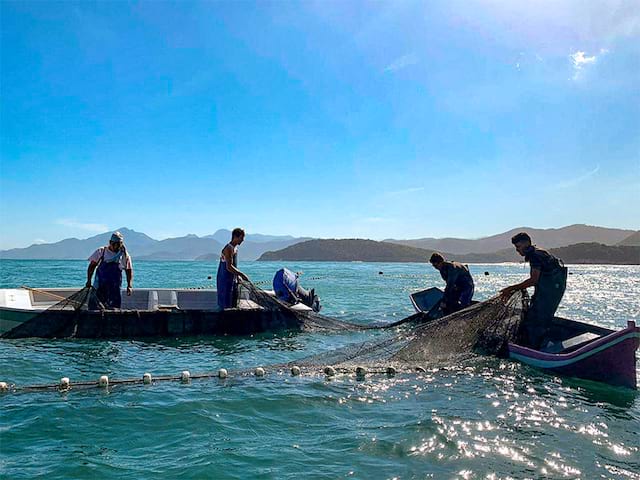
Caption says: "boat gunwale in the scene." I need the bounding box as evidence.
[508,321,639,363]
[0,306,269,315]
[0,306,47,314]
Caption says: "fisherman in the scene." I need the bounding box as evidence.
[500,232,567,349]
[86,231,133,309]
[272,267,321,312]
[216,228,249,310]
[429,252,475,315]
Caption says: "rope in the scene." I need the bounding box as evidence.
[20,286,69,301]
[0,364,424,395]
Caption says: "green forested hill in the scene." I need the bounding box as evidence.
[258,239,431,262]
[549,243,640,264]
[259,239,640,265]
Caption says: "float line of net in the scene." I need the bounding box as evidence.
[0,364,441,394]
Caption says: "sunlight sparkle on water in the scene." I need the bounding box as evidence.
[1,261,638,479]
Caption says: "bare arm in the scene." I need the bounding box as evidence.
[223,246,249,281]
[86,261,98,287]
[125,269,133,295]
[500,269,541,298]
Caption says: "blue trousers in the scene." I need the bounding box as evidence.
[95,261,122,309]
[217,261,237,309]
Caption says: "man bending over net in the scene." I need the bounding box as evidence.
[272,268,321,312]
[429,252,475,315]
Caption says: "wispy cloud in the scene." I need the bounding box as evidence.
[554,165,600,188]
[571,50,597,67]
[384,53,419,73]
[385,186,425,197]
[55,219,109,233]
[33,239,46,244]
[570,49,608,80]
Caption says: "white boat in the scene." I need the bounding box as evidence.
[0,287,316,338]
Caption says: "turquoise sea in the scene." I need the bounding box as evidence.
[1,260,639,479]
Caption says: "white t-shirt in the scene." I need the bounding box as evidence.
[88,246,133,271]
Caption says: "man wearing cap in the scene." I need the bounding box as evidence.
[86,231,134,309]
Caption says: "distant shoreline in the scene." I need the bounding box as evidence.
[0,258,638,266]
[2,225,638,265]
[257,239,640,266]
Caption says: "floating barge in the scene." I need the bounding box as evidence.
[411,288,640,389]
[0,287,334,339]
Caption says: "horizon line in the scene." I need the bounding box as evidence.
[1,223,637,251]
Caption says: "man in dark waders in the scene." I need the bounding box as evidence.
[500,232,567,349]
[86,231,134,309]
[216,228,249,310]
[430,252,475,315]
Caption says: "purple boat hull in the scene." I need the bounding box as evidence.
[509,321,640,389]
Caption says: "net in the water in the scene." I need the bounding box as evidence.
[239,280,368,332]
[295,290,529,369]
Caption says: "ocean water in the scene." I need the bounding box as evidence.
[0,260,639,479]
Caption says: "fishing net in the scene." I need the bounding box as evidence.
[239,280,368,332]
[239,280,300,313]
[47,286,105,312]
[294,290,529,369]
[240,280,440,332]
[3,281,528,362]
[0,287,106,339]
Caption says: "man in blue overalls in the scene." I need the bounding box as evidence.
[216,228,249,310]
[429,252,475,315]
[86,231,134,309]
[500,232,567,349]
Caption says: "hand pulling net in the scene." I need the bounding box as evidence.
[44,286,105,312]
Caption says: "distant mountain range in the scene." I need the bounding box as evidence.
[385,224,635,254]
[1,224,637,263]
[258,239,640,265]
[0,228,307,261]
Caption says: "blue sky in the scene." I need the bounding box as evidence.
[1,0,638,249]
